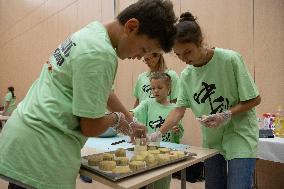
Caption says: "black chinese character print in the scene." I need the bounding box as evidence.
[194,82,230,114]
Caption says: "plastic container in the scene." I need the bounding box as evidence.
[133,128,147,154]
[274,106,284,137]
[262,113,271,130]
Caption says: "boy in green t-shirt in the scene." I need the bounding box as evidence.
[132,72,184,189]
[133,53,180,107]
[0,1,177,188]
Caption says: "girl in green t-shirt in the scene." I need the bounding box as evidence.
[149,12,261,189]
[2,86,16,116]
[133,53,180,107]
[132,72,184,189]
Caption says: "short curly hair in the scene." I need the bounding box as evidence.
[117,0,177,52]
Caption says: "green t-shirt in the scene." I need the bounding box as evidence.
[177,48,259,160]
[0,22,117,189]
[3,92,16,114]
[132,98,184,143]
[133,69,179,102]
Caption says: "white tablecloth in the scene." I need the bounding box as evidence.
[257,137,284,163]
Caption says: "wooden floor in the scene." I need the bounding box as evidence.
[0,176,204,189]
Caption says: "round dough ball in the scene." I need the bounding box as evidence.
[131,155,145,161]
[102,153,115,161]
[144,154,158,167]
[112,166,131,174]
[138,151,150,159]
[147,145,157,150]
[115,157,129,166]
[129,161,145,171]
[99,161,116,171]
[115,148,126,157]
[148,150,160,156]
[157,154,170,164]
[88,154,103,166]
[158,148,170,154]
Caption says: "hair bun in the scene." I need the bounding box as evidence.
[179,12,196,22]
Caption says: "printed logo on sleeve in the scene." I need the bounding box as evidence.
[53,37,76,66]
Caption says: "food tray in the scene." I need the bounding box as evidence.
[81,147,197,181]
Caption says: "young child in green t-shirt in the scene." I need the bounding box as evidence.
[133,53,180,108]
[132,72,184,189]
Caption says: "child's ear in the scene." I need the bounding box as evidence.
[124,18,140,35]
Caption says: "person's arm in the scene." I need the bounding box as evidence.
[80,112,134,137]
[133,98,139,108]
[201,95,261,128]
[148,107,186,141]
[230,95,261,116]
[106,91,147,141]
[159,107,186,134]
[107,91,133,123]
[80,113,121,137]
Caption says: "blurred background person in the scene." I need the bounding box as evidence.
[2,86,16,116]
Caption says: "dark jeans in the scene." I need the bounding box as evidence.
[204,154,256,189]
[8,183,26,189]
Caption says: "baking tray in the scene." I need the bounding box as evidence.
[81,147,197,181]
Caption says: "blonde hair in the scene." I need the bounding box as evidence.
[144,53,168,72]
[155,53,168,72]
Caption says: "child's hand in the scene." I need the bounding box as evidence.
[147,130,162,142]
[129,121,147,144]
[171,125,180,133]
[197,110,232,128]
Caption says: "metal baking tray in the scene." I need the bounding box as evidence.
[81,147,197,181]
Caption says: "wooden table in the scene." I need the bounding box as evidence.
[80,146,218,189]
